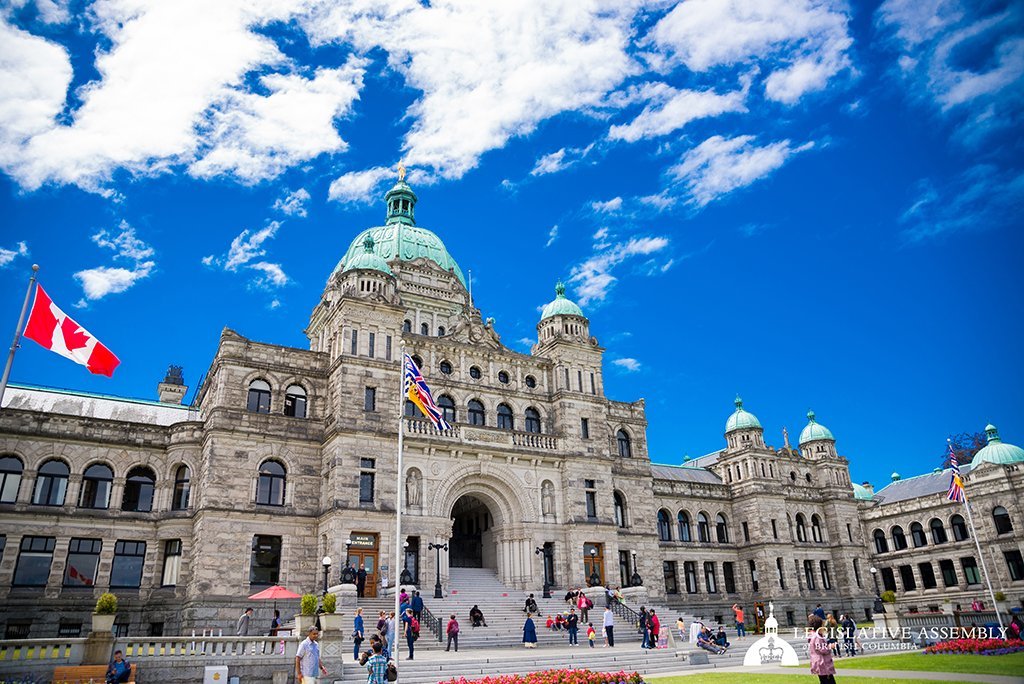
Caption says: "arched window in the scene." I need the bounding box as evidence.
[616,430,632,458]
[930,518,948,544]
[951,514,969,541]
[0,455,23,504]
[403,320,412,333]
[79,463,114,509]
[697,512,711,542]
[910,522,927,547]
[404,399,418,418]
[891,525,908,550]
[468,400,485,426]
[873,529,889,553]
[256,460,286,506]
[469,366,482,379]
[420,322,429,335]
[993,506,1013,535]
[498,370,510,384]
[121,466,156,512]
[614,491,627,528]
[677,511,691,541]
[284,385,307,418]
[172,465,191,511]
[437,395,456,424]
[811,514,824,543]
[525,408,541,433]
[716,513,729,543]
[411,354,423,368]
[247,379,271,414]
[525,375,537,388]
[32,459,69,506]
[657,509,672,541]
[497,403,514,430]
[795,514,807,542]
[437,326,446,336]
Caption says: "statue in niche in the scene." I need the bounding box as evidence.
[406,469,422,507]
[541,481,554,516]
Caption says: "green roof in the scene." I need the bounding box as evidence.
[799,410,835,445]
[725,396,762,433]
[971,424,1024,467]
[851,482,873,501]
[334,224,465,286]
[343,235,392,275]
[540,281,585,320]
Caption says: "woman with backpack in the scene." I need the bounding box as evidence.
[446,614,459,652]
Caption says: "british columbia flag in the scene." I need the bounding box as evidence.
[947,441,966,503]
[403,354,452,431]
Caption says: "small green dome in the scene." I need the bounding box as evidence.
[343,235,393,275]
[540,281,585,320]
[799,410,835,446]
[851,482,873,500]
[725,396,762,433]
[971,424,1024,467]
[891,472,901,481]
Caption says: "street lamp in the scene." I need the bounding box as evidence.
[427,542,448,599]
[630,550,643,587]
[870,567,885,614]
[588,548,600,587]
[341,539,355,584]
[535,546,552,599]
[321,555,332,596]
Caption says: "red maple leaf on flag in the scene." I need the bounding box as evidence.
[61,317,90,351]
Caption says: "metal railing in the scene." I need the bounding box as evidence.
[420,606,444,642]
[610,598,643,633]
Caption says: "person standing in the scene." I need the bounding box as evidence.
[353,608,365,661]
[269,609,282,637]
[356,564,367,599]
[446,614,459,652]
[807,615,837,684]
[840,614,857,657]
[577,592,591,623]
[732,603,746,637]
[639,607,650,649]
[295,627,329,684]
[650,609,661,648]
[365,640,387,684]
[676,616,686,642]
[402,608,417,660]
[566,608,579,646]
[411,591,424,621]
[522,613,538,648]
[813,604,826,620]
[385,611,396,660]
[603,606,615,647]
[236,607,253,636]
[587,623,596,648]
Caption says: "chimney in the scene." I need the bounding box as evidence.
[158,365,188,404]
[861,481,874,497]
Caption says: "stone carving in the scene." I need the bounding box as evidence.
[406,468,422,506]
[541,480,554,516]
[448,309,503,349]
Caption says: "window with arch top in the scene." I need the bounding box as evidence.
[420,322,429,335]
[497,403,514,430]
[121,466,156,512]
[951,514,969,541]
[993,506,1013,535]
[32,459,69,506]
[696,512,711,542]
[172,465,191,511]
[677,511,691,541]
[256,460,286,506]
[437,395,456,424]
[79,463,114,509]
[910,522,927,547]
[930,518,948,544]
[525,407,541,433]
[0,455,23,503]
[284,384,307,418]
[403,320,412,333]
[716,513,729,543]
[437,326,446,336]
[498,370,510,384]
[468,400,486,426]
[891,525,908,550]
[795,514,807,542]
[614,491,627,528]
[616,430,632,458]
[873,528,889,553]
[811,514,824,543]
[404,399,418,418]
[247,379,272,413]
[657,509,672,541]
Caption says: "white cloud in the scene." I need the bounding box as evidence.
[545,224,559,248]
[591,197,623,213]
[0,241,29,267]
[73,221,155,301]
[204,220,289,289]
[569,234,670,305]
[529,143,595,177]
[612,357,641,372]
[669,135,814,207]
[249,261,289,288]
[647,0,853,103]
[899,165,1024,242]
[273,188,311,217]
[328,166,392,204]
[608,83,747,142]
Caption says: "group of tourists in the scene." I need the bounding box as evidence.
[524,603,617,648]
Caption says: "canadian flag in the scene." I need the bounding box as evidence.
[23,284,120,377]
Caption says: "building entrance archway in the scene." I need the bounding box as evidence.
[450,495,496,568]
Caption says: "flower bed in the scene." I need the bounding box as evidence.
[440,670,645,684]
[925,638,1024,656]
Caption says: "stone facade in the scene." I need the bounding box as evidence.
[0,182,1019,640]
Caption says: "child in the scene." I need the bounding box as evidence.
[587,623,596,648]
[545,615,554,630]
[676,616,686,642]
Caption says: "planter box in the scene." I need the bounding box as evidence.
[92,614,116,634]
[320,613,345,633]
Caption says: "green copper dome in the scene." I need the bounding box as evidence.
[799,410,835,445]
[971,424,1024,467]
[343,235,393,275]
[725,396,762,433]
[851,482,874,501]
[540,281,585,320]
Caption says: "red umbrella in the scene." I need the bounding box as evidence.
[248,585,302,612]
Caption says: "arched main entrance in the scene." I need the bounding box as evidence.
[450,495,496,569]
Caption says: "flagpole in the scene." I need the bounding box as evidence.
[0,264,39,408]
[962,496,1004,632]
[394,345,405,676]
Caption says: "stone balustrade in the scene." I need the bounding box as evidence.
[0,638,86,672]
[117,634,297,660]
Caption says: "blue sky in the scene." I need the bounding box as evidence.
[1,0,1022,490]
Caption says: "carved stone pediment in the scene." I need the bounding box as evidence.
[448,309,503,349]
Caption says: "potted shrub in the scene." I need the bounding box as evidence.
[295,593,318,635]
[92,593,118,633]
[881,590,896,605]
[320,593,344,631]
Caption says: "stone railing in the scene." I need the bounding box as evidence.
[405,419,559,451]
[117,635,297,660]
[510,431,558,450]
[899,612,955,630]
[0,638,86,673]
[404,418,460,438]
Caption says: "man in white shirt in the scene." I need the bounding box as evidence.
[603,607,615,647]
[295,627,328,684]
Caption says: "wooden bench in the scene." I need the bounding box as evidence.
[52,663,137,683]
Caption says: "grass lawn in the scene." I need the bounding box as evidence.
[649,676,936,683]
[834,650,1024,675]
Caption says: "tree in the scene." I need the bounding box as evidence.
[942,432,987,468]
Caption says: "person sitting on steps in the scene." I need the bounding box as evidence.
[524,593,539,614]
[469,605,487,627]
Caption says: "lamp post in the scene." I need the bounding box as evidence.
[341,539,355,584]
[535,546,552,599]
[630,550,643,587]
[428,542,447,599]
[321,555,332,596]
[588,548,600,587]
[870,567,885,614]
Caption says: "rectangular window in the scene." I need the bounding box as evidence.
[704,561,718,593]
[564,368,570,388]
[577,370,583,392]
[777,557,786,590]
[742,522,750,542]
[853,558,862,588]
[771,519,778,539]
[939,559,957,587]
[820,560,832,590]
[5,622,30,639]
[881,567,897,592]
[684,561,698,594]
[364,387,377,412]
[1005,550,1024,581]
[386,335,392,361]
[585,492,597,519]
[111,540,146,588]
[581,418,589,439]
[898,564,916,591]
[368,332,375,358]
[350,329,358,355]
[63,538,101,587]
[804,560,816,589]
[962,557,981,585]
[57,622,82,638]
[149,622,164,637]
[161,540,182,587]
[663,561,678,595]
[360,459,376,504]
[114,623,129,638]
[250,535,282,585]
[590,373,595,394]
[13,536,55,587]
[918,562,937,589]
[847,523,853,542]
[749,559,759,592]
[723,561,736,593]
[0,534,5,563]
